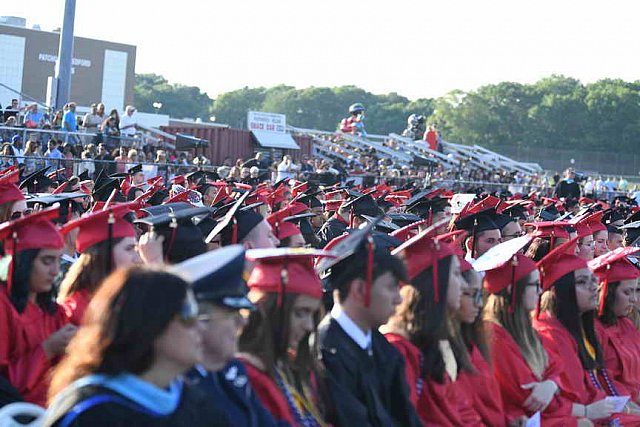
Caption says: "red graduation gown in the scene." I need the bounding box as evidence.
[596,317,640,401]
[534,312,640,425]
[239,358,296,426]
[484,321,575,426]
[0,289,67,406]
[457,344,507,427]
[61,289,91,325]
[385,333,481,426]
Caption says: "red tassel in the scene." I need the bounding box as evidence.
[433,239,440,303]
[428,208,433,228]
[598,278,608,316]
[365,237,374,307]
[278,266,288,308]
[231,218,238,244]
[509,257,518,314]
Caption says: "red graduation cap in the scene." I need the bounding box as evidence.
[170,175,187,186]
[536,237,587,292]
[291,181,308,198]
[435,229,472,272]
[322,199,343,213]
[61,202,136,254]
[526,220,571,249]
[474,235,536,312]
[46,168,66,180]
[391,218,455,302]
[589,246,640,315]
[582,210,607,234]
[0,206,64,294]
[0,167,25,205]
[390,218,431,242]
[246,248,335,305]
[579,197,595,205]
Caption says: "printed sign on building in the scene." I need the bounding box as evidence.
[247,111,286,133]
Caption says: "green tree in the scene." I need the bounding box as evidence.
[134,73,213,120]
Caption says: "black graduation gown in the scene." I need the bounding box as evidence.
[316,217,348,248]
[41,383,230,427]
[316,315,422,427]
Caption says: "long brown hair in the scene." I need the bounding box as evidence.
[459,269,490,361]
[58,238,122,300]
[239,292,320,380]
[0,200,17,223]
[388,256,473,383]
[48,266,188,402]
[483,273,548,379]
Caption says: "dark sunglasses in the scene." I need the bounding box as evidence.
[10,209,33,220]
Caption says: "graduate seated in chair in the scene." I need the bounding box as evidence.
[315,223,422,427]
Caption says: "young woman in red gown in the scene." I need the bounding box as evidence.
[591,247,640,406]
[381,226,480,426]
[534,238,640,424]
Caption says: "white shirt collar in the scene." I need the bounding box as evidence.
[330,304,372,351]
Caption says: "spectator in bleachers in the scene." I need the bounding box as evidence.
[114,146,128,173]
[24,104,45,128]
[62,144,75,177]
[276,155,298,181]
[78,149,96,177]
[44,139,64,170]
[23,139,42,174]
[94,143,114,177]
[82,103,103,133]
[120,105,138,140]
[1,143,16,168]
[126,148,139,171]
[11,135,24,163]
[3,99,20,122]
[51,109,64,129]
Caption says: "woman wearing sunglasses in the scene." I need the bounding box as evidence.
[479,241,579,425]
[43,266,227,426]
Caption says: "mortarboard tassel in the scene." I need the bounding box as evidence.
[107,211,115,272]
[164,213,178,263]
[598,265,611,316]
[231,218,238,245]
[6,231,18,296]
[278,261,288,308]
[471,218,478,259]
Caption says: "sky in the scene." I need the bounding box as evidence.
[4,0,640,100]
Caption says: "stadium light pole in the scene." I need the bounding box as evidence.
[54,0,76,110]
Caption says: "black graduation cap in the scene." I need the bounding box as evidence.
[128,163,143,175]
[77,170,90,182]
[135,206,210,264]
[316,217,406,306]
[614,195,637,206]
[147,188,169,206]
[405,198,448,219]
[387,213,422,228]
[361,214,400,233]
[371,231,403,251]
[171,245,254,309]
[502,203,529,221]
[602,209,625,225]
[26,192,87,223]
[620,221,640,247]
[93,168,109,188]
[206,192,262,245]
[284,213,316,235]
[341,193,383,220]
[139,202,193,217]
[625,210,640,225]
[273,177,289,189]
[296,192,322,209]
[19,167,54,193]
[92,178,126,202]
[492,213,516,230]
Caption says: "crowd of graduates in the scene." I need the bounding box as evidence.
[1,159,640,426]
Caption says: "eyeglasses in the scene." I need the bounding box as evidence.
[462,288,483,306]
[10,209,33,220]
[502,231,527,240]
[176,290,199,327]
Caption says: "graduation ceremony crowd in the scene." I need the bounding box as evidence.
[2,157,640,427]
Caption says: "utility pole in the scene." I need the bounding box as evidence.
[54,0,76,110]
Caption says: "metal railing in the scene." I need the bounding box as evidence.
[0,125,163,149]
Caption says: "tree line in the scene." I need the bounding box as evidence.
[134,74,640,153]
